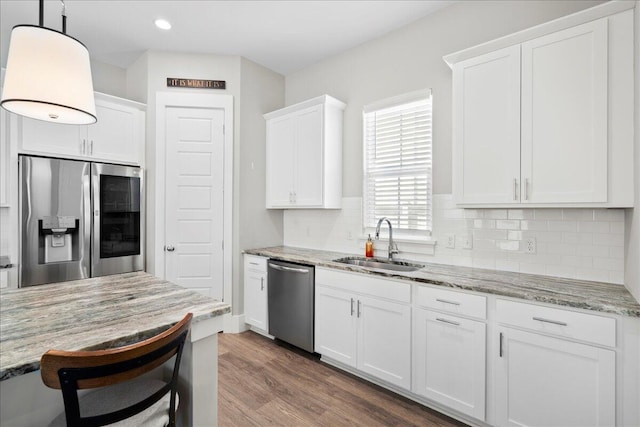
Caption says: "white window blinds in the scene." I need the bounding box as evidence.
[363,90,432,233]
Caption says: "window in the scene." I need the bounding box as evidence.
[363,90,432,236]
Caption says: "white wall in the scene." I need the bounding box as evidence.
[126,51,285,316]
[281,0,640,286]
[236,58,285,313]
[285,0,604,197]
[90,60,127,98]
[624,3,640,301]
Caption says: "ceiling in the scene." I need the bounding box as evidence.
[0,1,453,76]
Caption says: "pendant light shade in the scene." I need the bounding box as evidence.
[1,6,96,125]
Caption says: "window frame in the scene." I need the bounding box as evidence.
[362,89,433,240]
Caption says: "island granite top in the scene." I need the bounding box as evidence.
[244,246,640,318]
[0,272,230,381]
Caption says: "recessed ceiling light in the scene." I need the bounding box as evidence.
[154,19,171,30]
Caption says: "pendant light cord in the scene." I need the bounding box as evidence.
[61,0,67,34]
[39,0,44,26]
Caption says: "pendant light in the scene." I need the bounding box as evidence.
[1,0,96,124]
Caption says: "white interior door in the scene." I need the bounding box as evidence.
[165,106,225,299]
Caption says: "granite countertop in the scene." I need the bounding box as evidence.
[0,272,231,381]
[245,246,640,318]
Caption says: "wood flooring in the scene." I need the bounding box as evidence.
[218,331,468,427]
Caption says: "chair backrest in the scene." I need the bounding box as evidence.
[40,313,192,427]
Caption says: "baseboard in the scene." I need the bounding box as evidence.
[222,314,250,333]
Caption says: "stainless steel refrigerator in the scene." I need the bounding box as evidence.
[19,155,144,287]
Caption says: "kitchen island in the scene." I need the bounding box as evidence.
[0,272,230,426]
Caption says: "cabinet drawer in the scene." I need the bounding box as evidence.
[416,286,486,319]
[244,255,268,273]
[316,267,410,304]
[496,299,616,347]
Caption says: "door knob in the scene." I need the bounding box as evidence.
[165,246,175,252]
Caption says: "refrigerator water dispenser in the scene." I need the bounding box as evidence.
[41,216,77,264]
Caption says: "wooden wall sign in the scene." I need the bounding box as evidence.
[167,78,226,89]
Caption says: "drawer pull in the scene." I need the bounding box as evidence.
[533,316,567,326]
[436,298,461,306]
[249,262,260,266]
[436,317,460,326]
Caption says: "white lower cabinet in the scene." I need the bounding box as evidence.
[495,300,616,427]
[413,309,486,420]
[243,255,269,332]
[315,268,411,389]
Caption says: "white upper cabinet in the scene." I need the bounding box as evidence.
[453,45,521,204]
[18,92,146,166]
[265,95,345,209]
[521,20,607,204]
[448,10,634,208]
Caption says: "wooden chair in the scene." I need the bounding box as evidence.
[40,313,192,427]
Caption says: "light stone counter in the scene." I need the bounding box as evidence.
[245,246,640,318]
[0,271,230,426]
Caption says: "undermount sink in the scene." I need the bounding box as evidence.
[333,257,424,272]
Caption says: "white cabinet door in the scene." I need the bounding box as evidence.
[453,45,521,204]
[521,19,608,203]
[413,309,486,420]
[293,105,323,206]
[357,295,411,389]
[495,327,615,427]
[315,285,357,368]
[19,115,85,157]
[266,114,296,207]
[244,269,268,331]
[88,100,142,165]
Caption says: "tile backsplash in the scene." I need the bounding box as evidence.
[283,195,625,284]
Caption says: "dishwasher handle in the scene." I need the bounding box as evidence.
[269,263,310,274]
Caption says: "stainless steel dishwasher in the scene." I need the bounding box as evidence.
[267,260,315,353]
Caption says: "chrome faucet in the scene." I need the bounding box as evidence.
[375,217,399,261]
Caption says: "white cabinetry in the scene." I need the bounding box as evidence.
[413,287,487,420]
[315,268,411,389]
[0,106,9,207]
[449,10,634,207]
[243,255,269,332]
[18,92,145,165]
[264,95,345,209]
[495,299,616,427]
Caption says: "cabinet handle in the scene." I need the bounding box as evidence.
[357,300,361,318]
[165,245,175,252]
[435,298,461,306]
[513,178,518,201]
[293,191,296,203]
[525,178,530,201]
[436,317,460,326]
[81,139,86,154]
[89,140,94,155]
[499,332,503,357]
[260,277,264,291]
[249,262,259,266]
[532,316,567,326]
[350,298,355,316]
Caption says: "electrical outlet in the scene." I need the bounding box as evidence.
[445,234,455,249]
[462,234,473,249]
[346,231,354,240]
[525,237,537,254]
